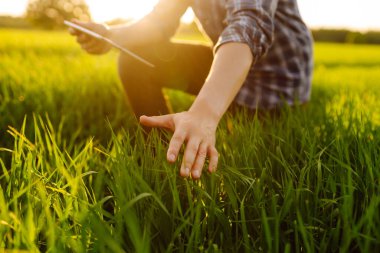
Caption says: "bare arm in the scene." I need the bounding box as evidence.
[140,42,253,179]
[68,18,166,54]
[190,42,253,121]
[107,19,166,49]
[69,0,189,54]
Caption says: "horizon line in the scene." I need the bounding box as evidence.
[0,13,379,32]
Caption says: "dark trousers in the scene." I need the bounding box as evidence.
[118,41,214,118]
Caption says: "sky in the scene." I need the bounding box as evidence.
[0,0,379,31]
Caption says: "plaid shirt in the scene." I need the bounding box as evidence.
[146,0,313,109]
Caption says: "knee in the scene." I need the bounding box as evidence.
[117,53,133,82]
[117,51,157,84]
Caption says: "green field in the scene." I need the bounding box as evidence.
[1,29,380,252]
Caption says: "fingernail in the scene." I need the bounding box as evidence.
[192,170,200,179]
[184,167,190,176]
[168,154,176,162]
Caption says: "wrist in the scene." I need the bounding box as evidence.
[189,97,223,126]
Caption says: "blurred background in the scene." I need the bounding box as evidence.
[0,0,379,43]
[1,2,380,251]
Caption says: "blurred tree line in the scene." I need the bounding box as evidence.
[178,22,380,45]
[0,16,32,29]
[25,0,91,29]
[1,1,380,45]
[311,29,380,45]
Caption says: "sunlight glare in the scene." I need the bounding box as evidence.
[88,0,194,24]
[181,8,195,24]
[88,0,158,22]
[0,0,379,30]
[298,0,380,30]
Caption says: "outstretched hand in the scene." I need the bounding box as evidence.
[140,111,219,179]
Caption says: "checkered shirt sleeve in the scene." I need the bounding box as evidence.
[215,0,278,62]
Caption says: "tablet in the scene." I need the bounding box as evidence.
[64,20,154,68]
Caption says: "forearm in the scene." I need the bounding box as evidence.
[108,19,166,49]
[140,43,252,179]
[190,42,253,122]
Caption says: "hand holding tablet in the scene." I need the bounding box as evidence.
[64,20,155,68]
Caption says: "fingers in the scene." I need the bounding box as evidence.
[80,38,102,51]
[140,115,174,131]
[69,22,98,52]
[208,146,219,173]
[140,112,219,180]
[180,139,201,178]
[71,19,94,30]
[68,20,82,35]
[77,33,92,44]
[68,19,103,47]
[167,130,186,163]
[184,145,219,179]
[85,44,107,55]
[168,133,219,179]
[190,143,208,179]
[68,27,79,36]
[68,19,93,36]
[72,19,109,37]
[139,114,185,164]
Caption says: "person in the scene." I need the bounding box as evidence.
[69,0,313,180]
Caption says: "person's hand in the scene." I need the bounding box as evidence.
[68,19,112,55]
[140,111,219,179]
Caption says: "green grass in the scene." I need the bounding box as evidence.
[1,29,380,252]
